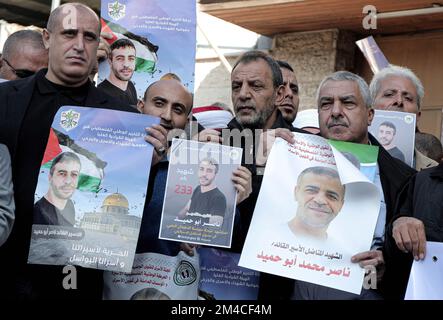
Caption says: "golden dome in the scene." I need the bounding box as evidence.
[102,193,129,209]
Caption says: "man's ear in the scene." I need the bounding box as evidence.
[275,84,285,105]
[136,99,145,113]
[294,185,298,201]
[42,29,50,50]
[367,108,375,126]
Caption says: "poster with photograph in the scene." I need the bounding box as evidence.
[159,139,242,248]
[28,106,158,272]
[239,133,381,294]
[369,110,416,167]
[103,251,200,300]
[198,248,260,300]
[98,0,196,102]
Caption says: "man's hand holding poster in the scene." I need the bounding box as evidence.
[28,106,158,272]
[239,133,381,294]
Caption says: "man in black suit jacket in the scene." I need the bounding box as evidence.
[0,3,167,300]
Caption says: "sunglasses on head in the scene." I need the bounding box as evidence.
[3,58,35,78]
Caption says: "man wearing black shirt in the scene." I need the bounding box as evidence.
[33,152,81,226]
[178,158,227,227]
[98,38,138,108]
[0,3,167,300]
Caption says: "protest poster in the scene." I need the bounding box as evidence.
[369,110,416,167]
[98,0,196,100]
[405,241,443,300]
[159,139,242,248]
[356,36,389,74]
[239,133,380,294]
[28,106,158,272]
[198,248,260,300]
[103,251,200,300]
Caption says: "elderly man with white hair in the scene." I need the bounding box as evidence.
[370,65,437,171]
[370,65,439,299]
[259,71,416,300]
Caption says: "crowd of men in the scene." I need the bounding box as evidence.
[0,2,442,300]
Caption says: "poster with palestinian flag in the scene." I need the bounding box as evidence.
[28,106,159,272]
[98,0,196,100]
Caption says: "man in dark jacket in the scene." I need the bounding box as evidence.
[0,3,167,300]
[216,51,307,247]
[382,162,443,299]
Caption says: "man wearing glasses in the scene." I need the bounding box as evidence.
[0,30,48,81]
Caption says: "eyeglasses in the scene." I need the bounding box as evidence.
[2,58,35,78]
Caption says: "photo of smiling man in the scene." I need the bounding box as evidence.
[98,38,138,108]
[287,166,345,241]
[33,152,81,227]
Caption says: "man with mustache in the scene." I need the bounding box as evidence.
[178,158,227,227]
[370,66,439,299]
[288,166,345,240]
[225,51,308,243]
[33,152,81,226]
[276,60,299,124]
[0,3,167,300]
[299,71,415,299]
[377,121,405,162]
[98,38,138,108]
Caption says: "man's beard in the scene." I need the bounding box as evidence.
[114,68,134,81]
[235,105,275,129]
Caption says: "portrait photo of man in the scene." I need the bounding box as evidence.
[287,166,345,240]
[178,158,227,227]
[97,38,138,107]
[33,152,81,227]
[377,121,405,162]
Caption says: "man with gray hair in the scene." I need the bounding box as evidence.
[370,65,437,171]
[260,71,415,300]
[226,51,308,243]
[0,3,168,300]
[0,30,48,81]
